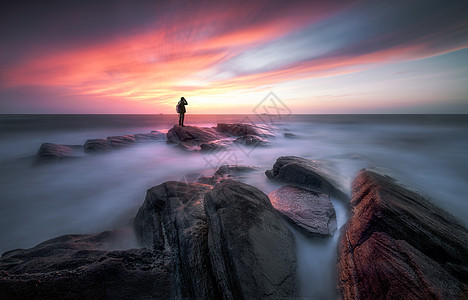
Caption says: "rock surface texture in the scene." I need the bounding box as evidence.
[35,143,83,164]
[204,180,299,299]
[0,231,171,300]
[266,156,348,198]
[268,185,337,236]
[337,169,468,299]
[133,179,298,299]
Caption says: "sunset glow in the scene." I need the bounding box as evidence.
[1,0,468,113]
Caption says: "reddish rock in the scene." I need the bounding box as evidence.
[216,123,274,137]
[35,143,83,164]
[166,125,227,147]
[268,185,337,236]
[337,169,468,299]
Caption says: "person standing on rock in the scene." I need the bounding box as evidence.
[176,97,188,126]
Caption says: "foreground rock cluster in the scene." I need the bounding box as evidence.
[337,169,468,299]
[6,130,468,299]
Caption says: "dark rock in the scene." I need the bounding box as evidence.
[133,181,219,299]
[284,132,297,138]
[35,143,83,164]
[216,123,274,137]
[266,156,348,198]
[268,185,337,236]
[200,139,232,152]
[233,134,270,146]
[204,180,299,299]
[83,139,111,153]
[106,135,136,149]
[214,164,260,178]
[337,169,468,299]
[134,132,166,142]
[166,125,227,147]
[0,230,171,300]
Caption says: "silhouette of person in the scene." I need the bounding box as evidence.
[177,97,188,126]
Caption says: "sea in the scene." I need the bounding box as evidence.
[1,114,467,298]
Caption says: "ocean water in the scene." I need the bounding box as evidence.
[1,114,467,298]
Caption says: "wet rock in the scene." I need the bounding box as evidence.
[83,139,111,153]
[107,134,136,149]
[167,125,227,147]
[266,156,348,198]
[193,165,260,185]
[200,139,232,152]
[0,230,171,300]
[284,132,297,138]
[204,180,299,299]
[337,169,468,299]
[134,131,166,142]
[268,185,337,236]
[216,123,274,137]
[234,134,270,146]
[133,181,219,299]
[35,143,83,164]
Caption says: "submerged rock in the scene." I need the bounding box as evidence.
[268,185,337,236]
[107,134,136,149]
[234,134,270,146]
[337,169,468,299]
[35,143,83,164]
[266,156,348,198]
[134,131,166,142]
[83,139,112,153]
[216,123,274,137]
[205,180,299,299]
[0,230,171,300]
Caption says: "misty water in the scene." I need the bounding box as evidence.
[1,114,467,298]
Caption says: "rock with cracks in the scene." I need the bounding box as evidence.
[337,169,468,299]
[266,156,348,198]
[268,185,337,236]
[204,180,299,299]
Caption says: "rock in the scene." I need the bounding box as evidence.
[284,132,297,138]
[337,169,468,299]
[266,156,348,198]
[200,139,232,152]
[83,139,112,153]
[204,180,299,299]
[166,125,227,147]
[268,185,337,236]
[234,134,270,146]
[134,132,166,142]
[0,230,171,300]
[216,123,274,137]
[133,181,219,299]
[107,135,136,149]
[35,143,83,164]
[214,164,260,178]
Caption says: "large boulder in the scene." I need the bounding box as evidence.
[133,181,219,299]
[166,125,227,146]
[234,134,270,146]
[134,131,166,142]
[266,156,348,199]
[204,180,299,299]
[268,185,337,236]
[337,169,468,299]
[35,143,83,164]
[107,134,136,149]
[0,230,171,300]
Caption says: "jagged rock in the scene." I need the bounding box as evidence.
[266,156,348,198]
[234,134,270,146]
[204,180,299,299]
[133,181,219,299]
[193,165,260,185]
[0,230,171,300]
[268,185,337,236]
[35,143,83,164]
[337,169,468,299]
[83,139,112,153]
[166,125,227,147]
[216,123,274,137]
[107,135,136,149]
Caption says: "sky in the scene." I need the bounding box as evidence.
[1,0,468,114]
